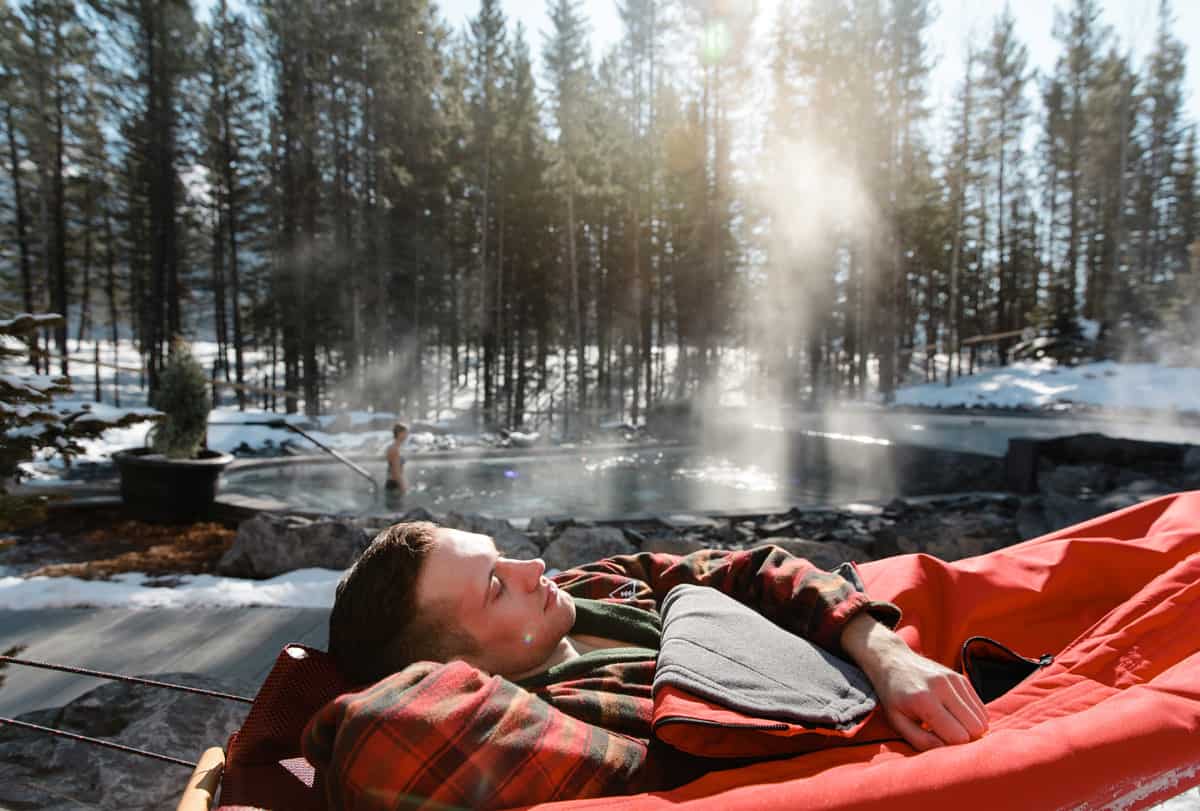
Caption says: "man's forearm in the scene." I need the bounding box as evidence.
[838,612,989,750]
[839,612,909,683]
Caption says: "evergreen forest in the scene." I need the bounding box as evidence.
[1,0,1197,431]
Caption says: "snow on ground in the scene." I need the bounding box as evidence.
[894,359,1200,414]
[0,568,340,610]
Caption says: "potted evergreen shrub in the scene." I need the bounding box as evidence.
[114,342,233,523]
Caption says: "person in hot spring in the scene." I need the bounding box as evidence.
[383,422,408,509]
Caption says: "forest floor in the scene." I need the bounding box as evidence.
[1,507,235,580]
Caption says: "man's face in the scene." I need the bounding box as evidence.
[415,528,576,678]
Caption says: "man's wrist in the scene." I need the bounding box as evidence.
[840,612,909,680]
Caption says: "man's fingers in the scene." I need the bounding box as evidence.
[917,698,973,746]
[946,674,989,736]
[890,711,944,752]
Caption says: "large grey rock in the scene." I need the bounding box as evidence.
[919,533,991,562]
[1016,499,1053,541]
[217,513,372,578]
[400,506,439,523]
[753,538,864,570]
[0,672,251,811]
[442,512,540,560]
[1184,445,1200,472]
[828,522,877,554]
[1111,478,1172,498]
[1040,490,1109,533]
[1038,463,1108,497]
[893,510,1019,561]
[544,527,636,570]
[1094,491,1143,514]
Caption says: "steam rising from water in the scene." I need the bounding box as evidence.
[689,134,894,506]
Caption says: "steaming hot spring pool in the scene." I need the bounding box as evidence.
[220,445,893,519]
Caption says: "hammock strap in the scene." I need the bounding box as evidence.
[0,655,254,704]
[0,715,195,769]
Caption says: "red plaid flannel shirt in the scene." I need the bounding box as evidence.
[303,545,901,810]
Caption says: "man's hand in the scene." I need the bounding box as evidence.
[840,613,988,751]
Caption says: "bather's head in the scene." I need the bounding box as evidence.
[329,521,576,684]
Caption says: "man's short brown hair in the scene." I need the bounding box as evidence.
[328,521,477,684]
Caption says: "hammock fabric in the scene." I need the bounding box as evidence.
[214,490,1200,811]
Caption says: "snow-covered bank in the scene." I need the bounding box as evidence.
[0,568,341,610]
[894,359,1200,414]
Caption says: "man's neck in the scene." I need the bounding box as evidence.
[509,637,580,682]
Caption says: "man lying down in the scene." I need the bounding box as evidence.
[303,521,988,810]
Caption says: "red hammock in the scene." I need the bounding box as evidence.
[213,490,1200,811]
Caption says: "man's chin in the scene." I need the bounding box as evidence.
[561,593,578,624]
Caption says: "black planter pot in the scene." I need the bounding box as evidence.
[112,447,235,524]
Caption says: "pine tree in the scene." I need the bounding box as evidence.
[978,5,1031,349]
[878,0,935,396]
[495,23,551,427]
[201,0,264,409]
[542,0,592,422]
[1084,48,1136,337]
[617,0,668,420]
[1137,0,1189,305]
[0,5,40,369]
[944,44,977,384]
[1049,0,1108,335]
[467,0,508,427]
[10,0,94,376]
[90,0,200,393]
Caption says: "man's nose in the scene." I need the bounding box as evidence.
[500,557,546,590]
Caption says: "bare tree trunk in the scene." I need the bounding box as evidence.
[223,137,246,409]
[1103,72,1131,333]
[496,195,506,425]
[515,315,527,426]
[947,59,972,386]
[51,32,69,378]
[567,174,583,415]
[1063,83,1083,327]
[5,103,38,368]
[103,206,121,406]
[480,132,493,426]
[76,191,94,349]
[212,212,230,382]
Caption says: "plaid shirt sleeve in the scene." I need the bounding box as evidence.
[302,660,650,811]
[553,545,901,654]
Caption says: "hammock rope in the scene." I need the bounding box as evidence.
[0,655,254,704]
[0,654,253,770]
[0,716,196,769]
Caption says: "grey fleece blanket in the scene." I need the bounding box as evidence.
[654,583,877,729]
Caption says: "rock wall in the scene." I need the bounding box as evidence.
[0,673,251,811]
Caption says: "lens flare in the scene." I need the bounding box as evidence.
[523,632,534,646]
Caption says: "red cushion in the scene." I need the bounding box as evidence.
[217,644,349,811]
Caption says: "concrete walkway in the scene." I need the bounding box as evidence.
[0,607,328,715]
